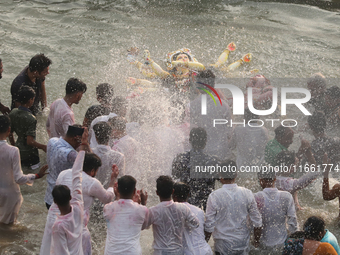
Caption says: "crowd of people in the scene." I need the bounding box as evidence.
[0,53,340,255]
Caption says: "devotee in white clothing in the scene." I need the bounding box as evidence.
[110,117,139,177]
[0,115,48,224]
[205,161,262,255]
[46,78,87,138]
[92,121,125,187]
[103,175,148,255]
[172,182,213,255]
[254,171,297,253]
[50,151,85,255]
[44,125,91,209]
[143,176,199,255]
[40,153,117,255]
[229,109,268,168]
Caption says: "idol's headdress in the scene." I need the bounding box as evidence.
[166,48,196,70]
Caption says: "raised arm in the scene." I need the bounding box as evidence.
[71,151,85,203]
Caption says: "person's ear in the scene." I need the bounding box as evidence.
[156,190,159,196]
[133,187,136,195]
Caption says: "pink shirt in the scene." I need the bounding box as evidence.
[46,98,74,138]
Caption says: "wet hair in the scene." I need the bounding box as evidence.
[111,96,128,117]
[220,160,238,180]
[173,182,190,202]
[156,175,174,199]
[18,85,36,104]
[93,121,112,145]
[308,111,326,134]
[96,83,114,104]
[307,73,326,90]
[274,150,296,167]
[118,175,136,197]
[303,216,325,241]
[65,78,87,95]
[28,54,52,73]
[189,127,207,150]
[258,170,276,181]
[0,115,10,133]
[244,107,259,122]
[325,86,340,99]
[289,231,305,239]
[274,126,290,139]
[65,124,83,138]
[52,185,71,207]
[196,69,216,88]
[109,116,126,132]
[83,153,102,173]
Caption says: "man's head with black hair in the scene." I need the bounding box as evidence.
[29,54,52,73]
[308,111,326,135]
[96,83,114,105]
[156,175,174,200]
[18,85,36,106]
[173,182,190,202]
[93,121,112,145]
[65,78,87,95]
[189,127,207,150]
[219,160,238,181]
[52,185,71,207]
[109,116,126,139]
[0,115,10,134]
[118,175,136,198]
[83,153,102,177]
[303,216,326,241]
[274,126,294,149]
[64,124,84,149]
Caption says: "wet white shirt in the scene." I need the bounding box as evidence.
[40,168,114,255]
[275,172,320,193]
[50,151,85,255]
[92,144,125,188]
[103,199,148,255]
[205,184,262,254]
[112,135,139,177]
[182,202,213,255]
[143,200,200,255]
[254,188,298,247]
[229,124,269,168]
[46,98,74,138]
[0,141,36,224]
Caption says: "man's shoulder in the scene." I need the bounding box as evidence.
[11,67,27,87]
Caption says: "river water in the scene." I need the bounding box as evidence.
[0,0,340,254]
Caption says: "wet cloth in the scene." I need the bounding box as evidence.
[143,200,199,255]
[9,106,40,167]
[205,184,262,254]
[0,140,36,224]
[229,124,269,168]
[182,202,213,255]
[46,98,74,138]
[321,230,340,254]
[275,173,320,194]
[11,66,44,115]
[254,188,297,248]
[50,152,85,255]
[44,137,77,206]
[92,145,125,188]
[103,199,148,255]
[264,138,287,165]
[172,149,218,210]
[283,238,337,255]
[112,135,139,177]
[40,168,114,255]
[89,113,117,148]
